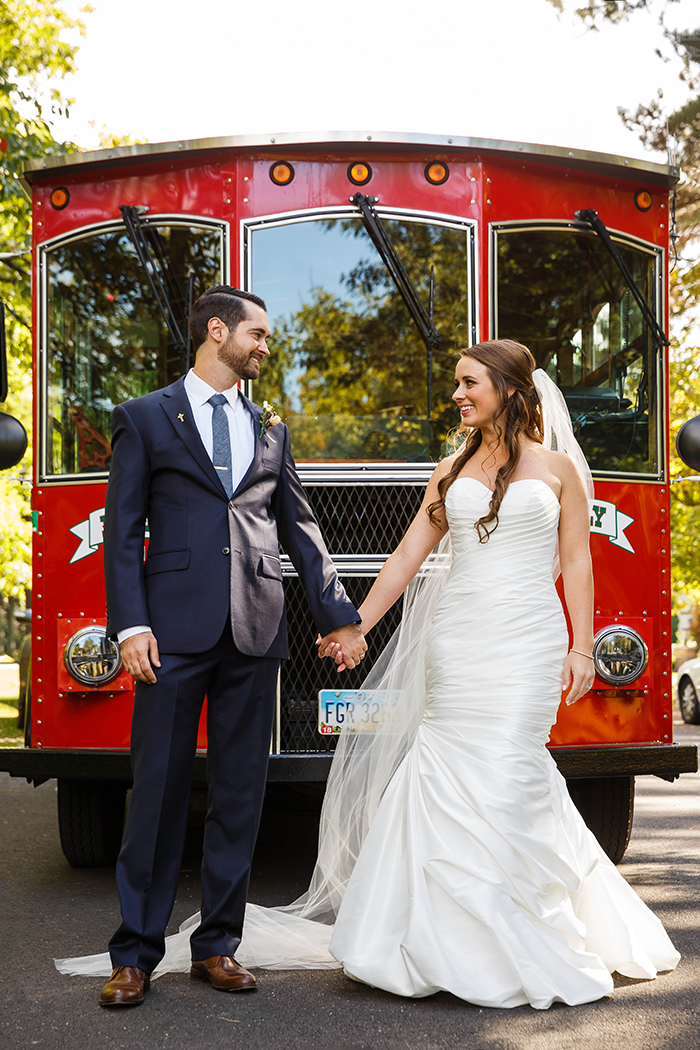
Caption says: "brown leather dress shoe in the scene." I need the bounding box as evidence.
[190,955,257,991]
[99,966,150,1006]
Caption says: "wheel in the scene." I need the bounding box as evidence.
[678,676,700,724]
[566,776,635,864]
[57,780,127,867]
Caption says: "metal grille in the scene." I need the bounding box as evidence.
[301,485,425,555]
[279,576,404,754]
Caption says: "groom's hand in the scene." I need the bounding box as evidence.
[317,624,367,672]
[120,631,161,684]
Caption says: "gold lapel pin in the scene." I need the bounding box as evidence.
[177,413,185,422]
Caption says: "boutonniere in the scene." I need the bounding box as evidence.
[259,400,282,439]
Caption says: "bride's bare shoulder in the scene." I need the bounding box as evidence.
[434,449,461,477]
[532,446,585,494]
[515,443,575,498]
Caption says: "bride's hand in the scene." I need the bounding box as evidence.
[316,625,367,673]
[562,650,595,706]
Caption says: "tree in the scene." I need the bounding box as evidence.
[0,1,89,609]
[546,3,699,235]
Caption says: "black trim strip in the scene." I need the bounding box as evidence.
[0,743,695,785]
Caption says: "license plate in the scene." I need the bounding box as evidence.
[318,689,398,735]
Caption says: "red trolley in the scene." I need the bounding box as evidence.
[0,130,696,865]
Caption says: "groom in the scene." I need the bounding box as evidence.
[99,285,366,1006]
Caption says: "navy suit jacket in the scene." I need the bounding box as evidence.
[104,376,359,657]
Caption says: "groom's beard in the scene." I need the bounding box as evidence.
[217,330,264,381]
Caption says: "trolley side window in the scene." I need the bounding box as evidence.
[44,223,222,476]
[494,227,660,476]
[249,215,472,463]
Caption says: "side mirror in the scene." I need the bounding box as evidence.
[0,300,28,470]
[0,412,28,469]
[677,416,700,472]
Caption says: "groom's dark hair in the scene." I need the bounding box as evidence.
[190,285,267,350]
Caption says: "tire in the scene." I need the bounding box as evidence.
[57,780,127,867]
[678,676,700,725]
[566,776,635,864]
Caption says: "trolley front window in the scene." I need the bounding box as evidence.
[43,222,223,477]
[249,213,474,463]
[494,226,661,476]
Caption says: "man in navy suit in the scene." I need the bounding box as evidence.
[99,286,366,1006]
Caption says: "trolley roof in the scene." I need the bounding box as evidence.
[22,129,679,189]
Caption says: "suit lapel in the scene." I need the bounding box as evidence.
[160,378,228,497]
[234,393,266,496]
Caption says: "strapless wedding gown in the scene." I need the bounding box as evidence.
[328,478,679,1008]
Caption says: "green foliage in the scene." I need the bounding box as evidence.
[0,0,89,260]
[0,313,31,599]
[0,1,89,600]
[546,0,656,26]
[669,270,700,604]
[546,1,699,239]
[90,125,147,150]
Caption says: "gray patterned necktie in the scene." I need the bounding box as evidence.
[208,393,233,499]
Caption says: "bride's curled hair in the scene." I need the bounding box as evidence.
[428,339,544,541]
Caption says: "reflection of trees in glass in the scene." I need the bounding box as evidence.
[255,218,469,462]
[47,225,221,474]
[496,229,657,474]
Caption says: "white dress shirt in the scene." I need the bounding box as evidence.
[118,370,256,644]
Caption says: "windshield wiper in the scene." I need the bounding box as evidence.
[350,192,441,421]
[575,208,669,351]
[119,205,193,371]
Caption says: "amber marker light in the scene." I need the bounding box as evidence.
[635,189,652,212]
[269,162,294,185]
[425,162,449,185]
[50,187,70,210]
[348,162,372,186]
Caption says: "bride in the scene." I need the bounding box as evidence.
[57,339,679,1008]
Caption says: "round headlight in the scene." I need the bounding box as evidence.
[593,625,648,685]
[64,626,122,687]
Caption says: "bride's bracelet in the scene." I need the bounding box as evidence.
[569,648,594,661]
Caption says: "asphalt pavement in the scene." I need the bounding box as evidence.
[1,723,700,1050]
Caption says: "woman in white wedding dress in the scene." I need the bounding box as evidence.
[324,339,679,1006]
[57,339,679,1008]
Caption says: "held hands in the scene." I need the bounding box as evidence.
[120,631,161,684]
[316,623,367,673]
[561,650,595,707]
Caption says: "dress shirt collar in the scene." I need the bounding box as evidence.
[184,368,240,407]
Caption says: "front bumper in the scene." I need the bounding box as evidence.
[0,742,696,785]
